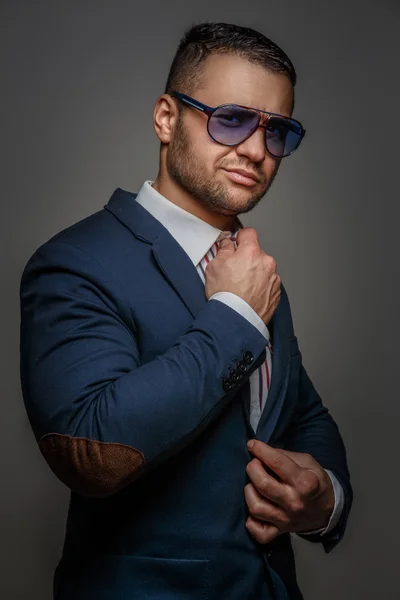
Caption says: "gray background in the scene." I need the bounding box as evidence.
[1,1,399,598]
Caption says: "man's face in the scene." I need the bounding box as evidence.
[166,53,295,217]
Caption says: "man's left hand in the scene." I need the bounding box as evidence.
[244,440,335,544]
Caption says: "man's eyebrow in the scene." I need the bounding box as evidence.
[240,103,289,117]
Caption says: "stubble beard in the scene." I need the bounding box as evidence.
[166,116,279,217]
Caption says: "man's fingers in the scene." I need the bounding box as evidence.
[279,449,324,489]
[247,440,300,484]
[245,515,280,545]
[244,483,290,531]
[279,449,315,468]
[236,227,259,248]
[216,238,236,254]
[246,458,287,506]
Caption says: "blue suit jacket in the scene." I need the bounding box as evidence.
[20,188,352,600]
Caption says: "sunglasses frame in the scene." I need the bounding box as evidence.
[170,91,306,158]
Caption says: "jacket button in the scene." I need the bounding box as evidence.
[237,360,247,373]
[230,368,240,382]
[243,351,254,365]
[222,378,233,392]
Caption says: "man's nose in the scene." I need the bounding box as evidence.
[235,127,266,163]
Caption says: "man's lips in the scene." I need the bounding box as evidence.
[223,168,259,186]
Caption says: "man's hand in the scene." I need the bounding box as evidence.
[244,440,335,544]
[204,227,281,324]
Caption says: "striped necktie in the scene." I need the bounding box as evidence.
[196,229,272,431]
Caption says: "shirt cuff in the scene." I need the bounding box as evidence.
[298,469,345,536]
[209,292,270,344]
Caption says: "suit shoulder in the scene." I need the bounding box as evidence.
[43,206,120,252]
[22,205,132,273]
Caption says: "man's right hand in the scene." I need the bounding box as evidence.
[204,227,281,324]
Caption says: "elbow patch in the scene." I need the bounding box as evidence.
[38,433,145,497]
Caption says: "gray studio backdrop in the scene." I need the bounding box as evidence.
[1,1,399,599]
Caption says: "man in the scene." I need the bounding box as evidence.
[20,21,352,600]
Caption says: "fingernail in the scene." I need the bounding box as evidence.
[247,440,255,449]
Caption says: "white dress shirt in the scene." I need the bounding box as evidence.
[134,180,344,536]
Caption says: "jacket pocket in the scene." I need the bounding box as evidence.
[55,553,210,600]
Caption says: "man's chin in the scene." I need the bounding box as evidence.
[223,191,264,215]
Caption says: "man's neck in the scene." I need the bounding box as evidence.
[152,175,236,232]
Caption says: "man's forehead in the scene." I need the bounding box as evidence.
[197,54,294,114]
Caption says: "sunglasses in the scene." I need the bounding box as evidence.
[170,91,306,159]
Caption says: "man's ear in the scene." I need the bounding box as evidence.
[153,94,179,144]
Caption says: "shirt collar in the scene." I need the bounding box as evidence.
[135,181,242,267]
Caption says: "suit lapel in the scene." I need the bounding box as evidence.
[152,228,207,318]
[255,301,291,443]
[105,188,207,319]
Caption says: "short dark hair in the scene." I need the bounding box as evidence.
[164,21,297,101]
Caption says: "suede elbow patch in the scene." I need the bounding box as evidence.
[38,433,145,497]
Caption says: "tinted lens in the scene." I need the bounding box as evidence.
[208,105,259,145]
[266,117,303,157]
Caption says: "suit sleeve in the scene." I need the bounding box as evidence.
[20,240,267,498]
[283,355,353,553]
[275,284,353,552]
